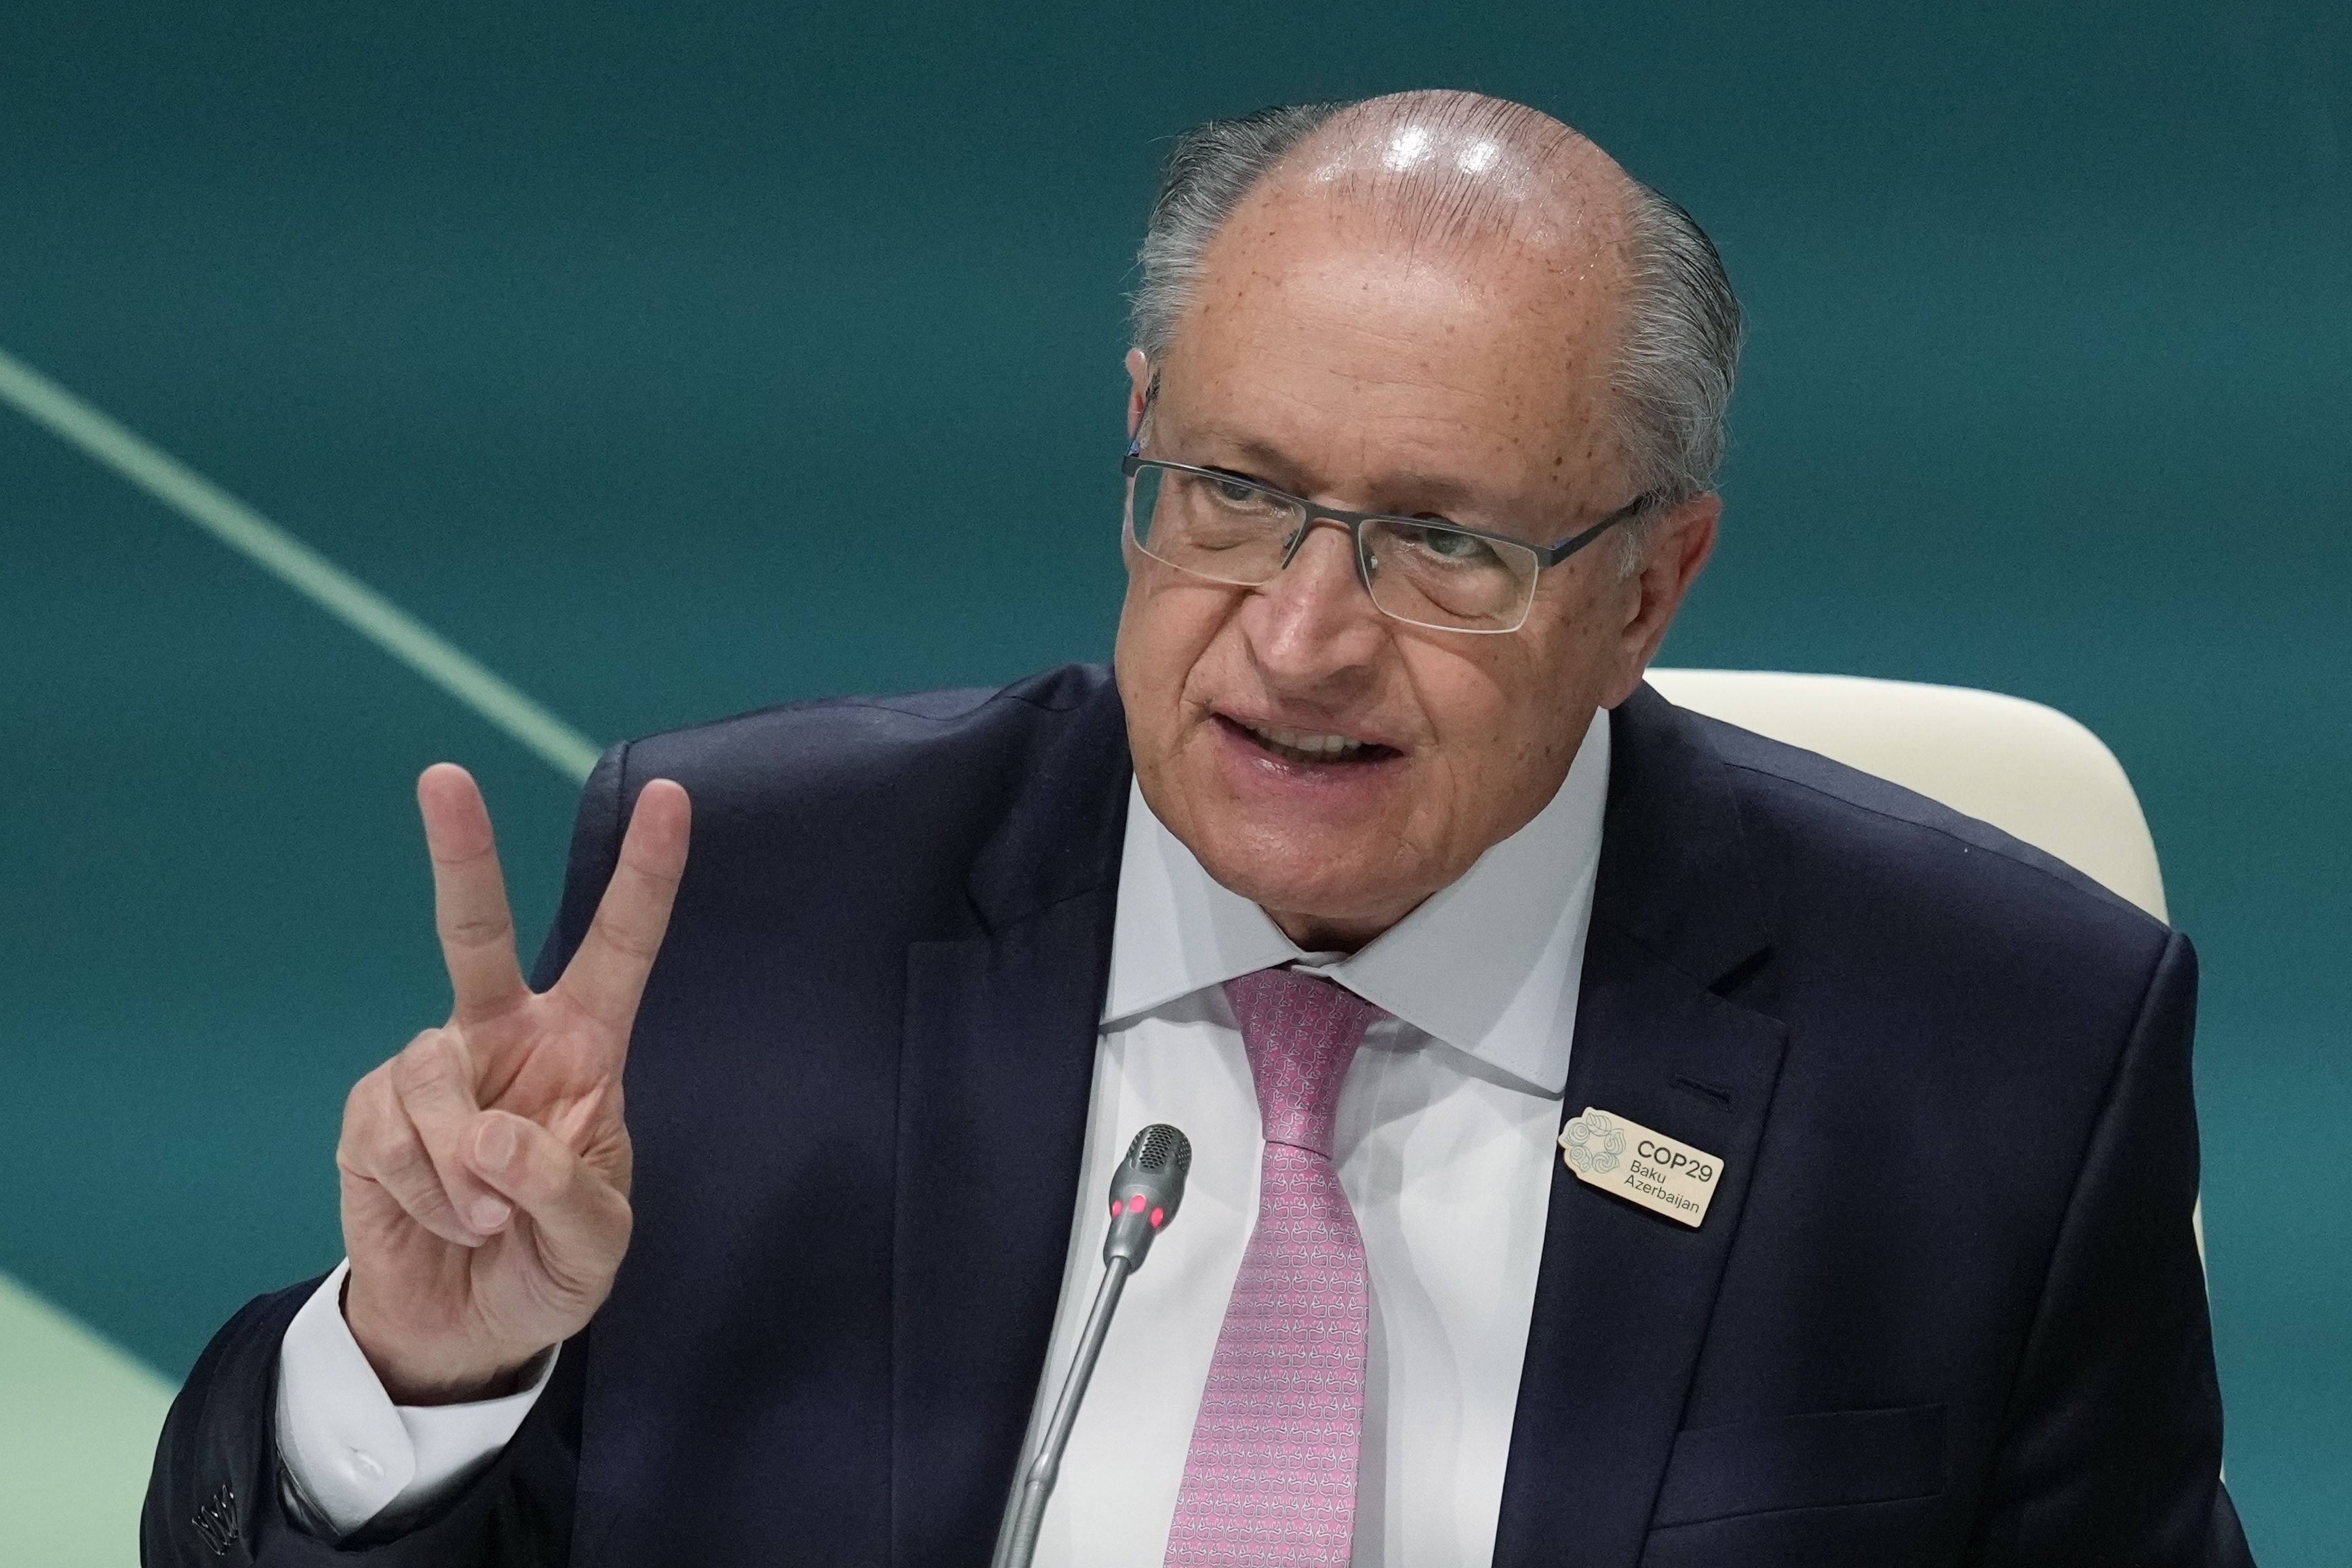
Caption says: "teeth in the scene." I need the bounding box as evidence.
[1246,723,1370,761]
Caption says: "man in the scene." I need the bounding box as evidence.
[146,91,2251,1566]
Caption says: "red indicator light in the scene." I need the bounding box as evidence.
[1150,1207,1165,1228]
[1110,1199,1121,1216]
[1128,1194,1147,1213]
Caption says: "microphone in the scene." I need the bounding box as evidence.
[1102,1121,1190,1270]
[995,1124,1192,1568]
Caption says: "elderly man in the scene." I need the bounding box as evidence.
[146,92,2250,1567]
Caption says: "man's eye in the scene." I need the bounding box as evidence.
[1211,477,1264,506]
[1397,523,1500,566]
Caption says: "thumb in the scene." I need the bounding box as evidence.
[466,1110,633,1298]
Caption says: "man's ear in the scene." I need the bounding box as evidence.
[1606,492,1719,706]
[1125,348,1152,440]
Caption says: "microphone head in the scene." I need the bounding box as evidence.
[1103,1123,1191,1270]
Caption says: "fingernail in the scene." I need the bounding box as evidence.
[469,1196,513,1232]
[477,1117,519,1173]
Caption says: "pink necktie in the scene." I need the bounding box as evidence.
[1163,968,1387,1567]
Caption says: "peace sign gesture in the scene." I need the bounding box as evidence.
[337,763,690,1405]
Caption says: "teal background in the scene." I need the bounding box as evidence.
[1,2,2345,1557]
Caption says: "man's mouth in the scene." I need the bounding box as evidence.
[1221,715,1397,766]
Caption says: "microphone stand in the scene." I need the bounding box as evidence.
[993,1122,1190,1568]
[995,1255,1134,1568]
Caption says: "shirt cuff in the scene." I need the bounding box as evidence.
[273,1260,558,1539]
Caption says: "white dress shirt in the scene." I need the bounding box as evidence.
[279,708,1610,1558]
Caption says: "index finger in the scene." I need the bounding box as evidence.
[419,763,530,1024]
[555,778,691,1034]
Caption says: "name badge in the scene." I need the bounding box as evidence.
[1559,1107,1723,1228]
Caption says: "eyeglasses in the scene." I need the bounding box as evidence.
[1121,447,1649,635]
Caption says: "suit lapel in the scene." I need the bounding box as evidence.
[888,681,1132,1568]
[1493,685,1791,1567]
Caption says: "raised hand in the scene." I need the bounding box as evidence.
[337,763,690,1405]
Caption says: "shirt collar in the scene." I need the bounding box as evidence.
[1102,707,1610,1095]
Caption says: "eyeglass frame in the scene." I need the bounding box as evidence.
[1120,436,1655,635]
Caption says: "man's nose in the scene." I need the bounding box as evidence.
[1241,519,1388,681]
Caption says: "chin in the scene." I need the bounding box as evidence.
[1141,732,1446,928]
[1194,827,1418,933]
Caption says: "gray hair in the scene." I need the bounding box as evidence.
[1611,184,1742,510]
[1130,102,1743,550]
[1132,104,1347,368]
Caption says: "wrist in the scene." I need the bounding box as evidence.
[340,1274,540,1406]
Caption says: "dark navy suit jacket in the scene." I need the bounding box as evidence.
[146,665,2253,1566]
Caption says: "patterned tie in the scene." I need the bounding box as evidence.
[1163,968,1387,1567]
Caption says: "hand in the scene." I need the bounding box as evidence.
[336,763,690,1405]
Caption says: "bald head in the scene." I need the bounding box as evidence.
[1132,92,1738,507]
[1279,90,1633,266]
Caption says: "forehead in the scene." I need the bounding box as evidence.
[1159,182,1630,504]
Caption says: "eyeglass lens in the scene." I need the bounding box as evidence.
[1128,464,1540,632]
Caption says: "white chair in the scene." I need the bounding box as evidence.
[1646,670,2166,921]
[1644,668,2198,1262]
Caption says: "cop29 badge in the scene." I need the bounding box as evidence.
[1560,1106,1724,1229]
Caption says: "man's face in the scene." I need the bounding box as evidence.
[1114,186,1714,949]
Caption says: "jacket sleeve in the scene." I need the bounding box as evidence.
[1968,932,2255,1566]
[142,746,631,1567]
[140,1276,588,1566]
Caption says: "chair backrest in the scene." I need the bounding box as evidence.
[1646,669,2167,921]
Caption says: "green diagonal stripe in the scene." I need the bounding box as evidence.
[0,346,600,783]
[0,1270,176,1566]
